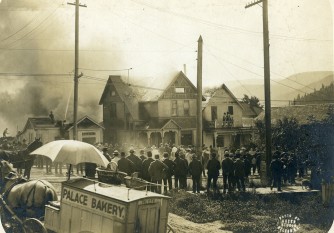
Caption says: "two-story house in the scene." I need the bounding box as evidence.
[202,84,260,149]
[99,72,205,148]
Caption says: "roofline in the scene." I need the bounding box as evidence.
[158,71,206,101]
[67,115,105,130]
[161,119,181,130]
[212,84,244,110]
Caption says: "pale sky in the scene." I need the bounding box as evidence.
[0,0,333,134]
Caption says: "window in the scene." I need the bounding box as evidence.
[111,91,116,96]
[228,106,234,115]
[211,106,217,120]
[172,100,177,116]
[175,87,185,93]
[110,103,117,118]
[184,100,190,116]
[82,132,96,136]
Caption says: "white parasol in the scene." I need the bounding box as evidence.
[30,140,109,179]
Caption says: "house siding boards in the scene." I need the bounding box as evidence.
[18,116,103,145]
[100,71,200,146]
[67,116,104,144]
[202,85,258,149]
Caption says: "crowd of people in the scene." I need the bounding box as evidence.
[0,138,317,194]
[88,143,265,195]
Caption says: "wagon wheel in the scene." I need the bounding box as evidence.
[22,218,47,233]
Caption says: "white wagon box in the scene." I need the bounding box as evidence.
[44,178,170,233]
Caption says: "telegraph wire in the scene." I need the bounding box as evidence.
[1,4,62,49]
[129,0,332,43]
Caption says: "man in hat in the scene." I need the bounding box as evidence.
[118,152,135,175]
[174,151,188,189]
[270,154,283,191]
[234,153,245,192]
[142,151,154,183]
[162,152,176,193]
[108,150,120,171]
[148,154,168,193]
[139,149,146,161]
[221,151,234,193]
[127,148,143,178]
[206,152,221,193]
[189,153,203,193]
[102,147,111,162]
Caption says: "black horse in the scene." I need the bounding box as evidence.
[0,139,43,179]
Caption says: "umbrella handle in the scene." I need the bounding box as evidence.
[67,164,72,180]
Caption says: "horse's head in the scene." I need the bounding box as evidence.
[27,138,43,153]
[0,160,16,184]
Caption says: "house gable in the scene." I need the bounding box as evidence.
[67,116,104,130]
[162,119,181,130]
[100,75,139,120]
[159,71,205,101]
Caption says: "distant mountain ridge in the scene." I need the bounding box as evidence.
[228,71,334,106]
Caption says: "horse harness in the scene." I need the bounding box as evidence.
[0,176,53,222]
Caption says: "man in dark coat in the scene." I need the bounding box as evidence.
[234,154,245,192]
[206,152,221,193]
[102,147,111,162]
[127,149,143,178]
[221,151,234,193]
[189,153,203,193]
[174,151,188,189]
[142,151,154,182]
[148,154,168,193]
[270,155,283,191]
[118,152,135,176]
[139,149,147,161]
[162,152,176,193]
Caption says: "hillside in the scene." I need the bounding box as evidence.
[228,71,334,106]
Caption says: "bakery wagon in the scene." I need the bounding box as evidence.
[44,178,171,233]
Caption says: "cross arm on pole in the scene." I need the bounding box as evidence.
[245,0,263,8]
[67,2,87,7]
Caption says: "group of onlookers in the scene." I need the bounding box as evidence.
[270,150,301,191]
[96,145,264,195]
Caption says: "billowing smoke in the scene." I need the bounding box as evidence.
[0,0,122,134]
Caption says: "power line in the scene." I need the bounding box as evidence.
[205,47,254,96]
[1,4,62,49]
[0,73,69,77]
[129,0,332,43]
[79,67,132,72]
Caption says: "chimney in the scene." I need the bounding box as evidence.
[183,64,187,76]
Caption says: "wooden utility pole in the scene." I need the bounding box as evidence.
[196,36,203,155]
[245,0,272,178]
[68,0,86,140]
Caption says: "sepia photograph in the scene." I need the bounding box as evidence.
[0,0,333,232]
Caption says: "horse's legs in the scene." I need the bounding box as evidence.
[24,166,32,179]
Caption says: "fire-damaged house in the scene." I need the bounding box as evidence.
[17,115,104,145]
[99,72,205,147]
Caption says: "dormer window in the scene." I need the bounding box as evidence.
[175,87,185,93]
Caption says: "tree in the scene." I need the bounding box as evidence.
[241,94,263,108]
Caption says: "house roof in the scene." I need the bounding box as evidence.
[66,115,105,130]
[139,71,206,102]
[99,75,140,120]
[255,104,333,125]
[240,102,263,117]
[18,117,58,136]
[211,84,244,110]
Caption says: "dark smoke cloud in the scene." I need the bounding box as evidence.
[0,0,122,133]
